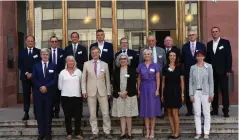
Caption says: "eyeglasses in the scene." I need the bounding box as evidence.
[189,34,195,36]
[121,42,128,43]
[51,41,58,43]
[120,58,127,60]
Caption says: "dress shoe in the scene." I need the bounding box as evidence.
[118,134,126,139]
[44,135,52,140]
[186,112,193,116]
[54,113,60,118]
[210,110,218,115]
[76,135,83,140]
[224,113,229,118]
[127,135,133,139]
[105,134,114,139]
[89,134,98,140]
[22,113,29,120]
[37,136,44,140]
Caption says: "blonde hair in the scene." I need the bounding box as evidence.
[143,49,153,60]
[65,56,77,70]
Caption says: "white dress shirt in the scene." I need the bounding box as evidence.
[92,59,101,77]
[149,46,157,63]
[58,69,82,97]
[51,48,57,64]
[122,49,127,54]
[98,41,104,56]
[42,61,49,77]
[213,37,220,54]
[72,43,78,52]
[165,47,171,53]
[27,47,33,54]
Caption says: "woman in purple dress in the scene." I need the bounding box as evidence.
[137,49,162,139]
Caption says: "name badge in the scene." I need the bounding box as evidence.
[196,50,199,52]
[125,74,130,78]
[49,70,54,73]
[150,69,155,72]
[103,49,108,52]
[128,56,133,59]
[33,55,38,58]
[100,69,105,72]
[168,67,173,72]
[60,55,63,58]
[219,46,224,50]
[158,55,162,58]
[78,51,82,54]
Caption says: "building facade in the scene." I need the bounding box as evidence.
[0,0,238,107]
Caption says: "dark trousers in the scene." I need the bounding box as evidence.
[212,72,229,113]
[22,79,35,114]
[184,74,193,114]
[96,98,111,115]
[61,96,83,135]
[34,93,53,137]
[53,88,61,114]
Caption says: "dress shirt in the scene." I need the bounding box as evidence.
[51,48,57,64]
[190,41,196,50]
[92,59,101,77]
[165,47,171,53]
[149,46,157,63]
[27,47,33,55]
[98,41,104,56]
[213,37,220,54]
[72,43,78,53]
[122,49,127,54]
[195,66,206,89]
[41,61,49,76]
[58,69,82,97]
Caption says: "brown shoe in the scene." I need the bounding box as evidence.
[76,135,84,140]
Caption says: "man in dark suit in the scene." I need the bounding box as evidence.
[18,35,41,120]
[181,30,206,116]
[48,36,65,118]
[115,37,138,69]
[206,27,232,118]
[164,36,180,64]
[64,32,87,71]
[32,48,57,140]
[89,29,114,116]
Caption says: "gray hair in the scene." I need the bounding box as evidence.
[91,46,101,53]
[120,37,128,44]
[115,53,131,67]
[65,55,77,70]
[40,48,50,54]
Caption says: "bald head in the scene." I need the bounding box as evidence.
[164,36,173,48]
[188,30,197,42]
[147,35,156,48]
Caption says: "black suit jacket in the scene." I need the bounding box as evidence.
[49,48,65,74]
[18,47,41,80]
[163,46,181,64]
[115,49,138,69]
[206,38,232,75]
[113,67,137,98]
[64,44,87,71]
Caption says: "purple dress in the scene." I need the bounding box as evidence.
[138,63,162,118]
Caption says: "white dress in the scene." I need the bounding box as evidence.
[111,69,139,117]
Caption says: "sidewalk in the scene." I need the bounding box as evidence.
[0,104,237,121]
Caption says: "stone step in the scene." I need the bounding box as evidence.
[0,124,237,137]
[0,116,237,127]
[0,134,238,140]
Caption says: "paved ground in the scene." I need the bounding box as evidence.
[0,104,238,121]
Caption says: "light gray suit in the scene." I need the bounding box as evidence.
[139,46,166,71]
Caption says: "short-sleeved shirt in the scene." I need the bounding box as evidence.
[137,63,160,81]
[162,65,183,85]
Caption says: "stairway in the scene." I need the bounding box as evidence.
[0,116,238,139]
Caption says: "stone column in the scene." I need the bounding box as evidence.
[0,1,18,107]
[201,1,238,104]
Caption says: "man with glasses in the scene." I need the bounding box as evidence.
[164,36,181,64]
[64,32,87,71]
[115,37,138,69]
[181,30,206,116]
[49,36,65,118]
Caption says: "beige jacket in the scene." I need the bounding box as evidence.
[81,60,111,97]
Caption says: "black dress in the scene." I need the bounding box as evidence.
[162,65,183,109]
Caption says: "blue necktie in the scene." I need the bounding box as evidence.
[53,49,56,64]
[44,63,47,78]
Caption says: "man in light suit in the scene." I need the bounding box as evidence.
[32,48,57,140]
[139,35,166,72]
[82,47,113,140]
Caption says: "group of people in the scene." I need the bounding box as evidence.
[18,27,232,140]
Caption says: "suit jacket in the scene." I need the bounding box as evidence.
[18,47,41,80]
[139,46,166,72]
[206,38,232,75]
[64,44,87,71]
[163,46,181,64]
[81,60,111,97]
[49,48,65,74]
[89,42,114,76]
[115,49,138,69]
[189,63,214,97]
[31,62,57,96]
[113,67,137,98]
[181,41,206,75]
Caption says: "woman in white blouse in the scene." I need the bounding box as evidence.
[58,56,83,140]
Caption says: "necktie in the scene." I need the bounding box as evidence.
[29,48,32,56]
[122,50,126,53]
[73,44,76,57]
[53,49,56,64]
[94,61,97,76]
[44,63,47,78]
[152,48,155,63]
[166,48,169,54]
[191,43,195,56]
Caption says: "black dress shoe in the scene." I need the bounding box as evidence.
[168,135,174,139]
[118,134,127,139]
[210,110,218,115]
[22,113,29,120]
[186,112,193,116]
[172,135,180,139]
[224,113,229,118]
[127,135,133,139]
[45,135,52,140]
[37,136,44,140]
[54,113,60,118]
